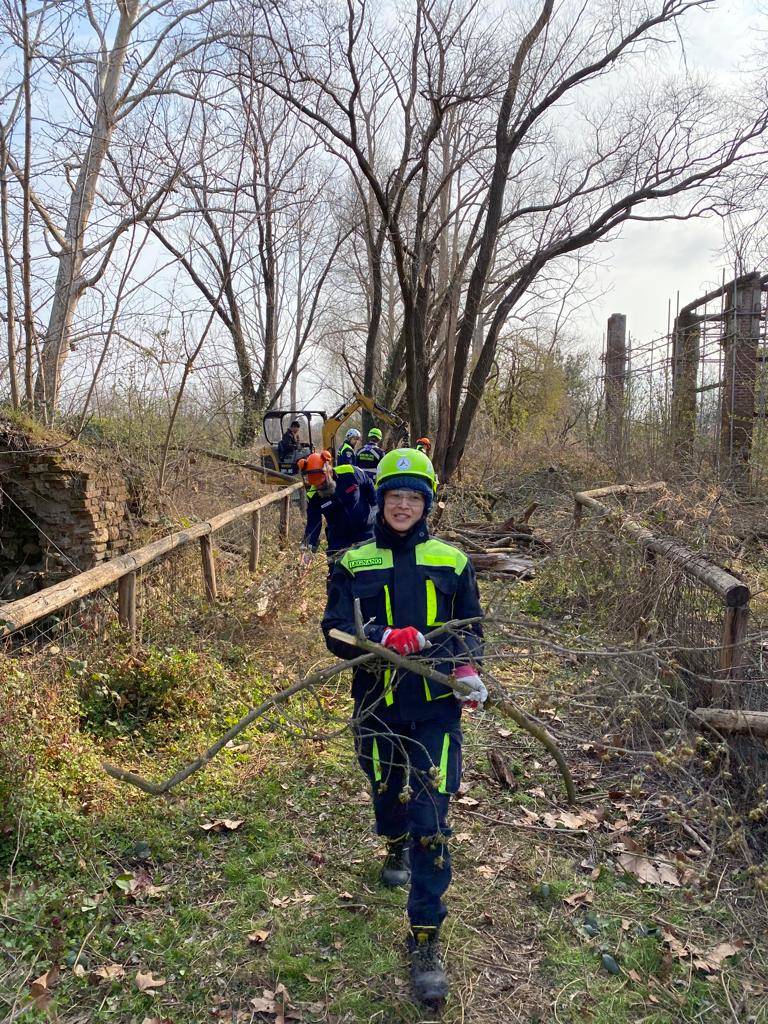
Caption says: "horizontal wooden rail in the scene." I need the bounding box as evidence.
[573,483,752,686]
[573,485,749,606]
[0,481,302,636]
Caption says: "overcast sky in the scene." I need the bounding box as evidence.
[571,0,764,349]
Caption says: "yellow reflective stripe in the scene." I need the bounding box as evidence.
[372,737,382,782]
[383,584,394,706]
[438,733,450,794]
[415,539,467,574]
[425,578,437,626]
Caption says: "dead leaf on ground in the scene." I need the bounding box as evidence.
[91,963,126,983]
[271,893,314,908]
[617,851,680,887]
[248,929,271,945]
[142,1018,174,1024]
[542,809,599,830]
[250,985,301,1020]
[29,966,60,1010]
[135,971,167,993]
[200,819,244,833]
[661,931,745,974]
[563,889,594,907]
[456,796,479,807]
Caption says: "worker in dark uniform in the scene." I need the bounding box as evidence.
[415,437,432,457]
[298,450,376,565]
[337,428,361,466]
[322,448,485,1005]
[355,427,385,480]
[277,420,302,471]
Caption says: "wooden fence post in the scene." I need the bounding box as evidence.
[717,602,750,699]
[200,535,218,601]
[573,499,583,528]
[279,495,290,548]
[117,571,137,637]
[249,510,261,572]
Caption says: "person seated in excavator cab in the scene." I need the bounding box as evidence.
[277,420,302,472]
[415,437,432,458]
[298,450,376,565]
[356,427,385,480]
[337,428,362,466]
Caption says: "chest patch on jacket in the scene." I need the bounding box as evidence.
[348,556,384,568]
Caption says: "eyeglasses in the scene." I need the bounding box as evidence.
[385,490,424,507]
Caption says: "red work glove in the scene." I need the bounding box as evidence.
[381,627,426,656]
[454,664,487,710]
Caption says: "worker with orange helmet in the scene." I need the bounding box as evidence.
[415,437,432,457]
[298,449,376,563]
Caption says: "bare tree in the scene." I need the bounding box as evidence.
[0,0,225,417]
[255,0,768,479]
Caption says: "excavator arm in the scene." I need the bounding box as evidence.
[323,393,408,453]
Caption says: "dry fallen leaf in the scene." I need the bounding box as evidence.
[248,929,271,945]
[29,966,60,1011]
[200,819,244,833]
[142,1018,174,1024]
[91,963,126,982]
[617,851,680,887]
[563,889,594,907]
[135,971,167,993]
[456,796,479,807]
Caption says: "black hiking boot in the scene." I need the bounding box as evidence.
[380,836,410,888]
[407,926,448,1005]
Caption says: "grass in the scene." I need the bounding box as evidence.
[2,549,767,1023]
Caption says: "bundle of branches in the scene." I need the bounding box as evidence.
[437,502,547,578]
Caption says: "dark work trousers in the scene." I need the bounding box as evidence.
[353,710,462,929]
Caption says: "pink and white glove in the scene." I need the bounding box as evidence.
[454,665,487,708]
[381,627,427,656]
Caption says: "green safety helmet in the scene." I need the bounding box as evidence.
[375,447,437,512]
[368,427,383,440]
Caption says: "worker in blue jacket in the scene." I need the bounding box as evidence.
[322,448,485,1005]
[299,450,376,563]
[355,427,385,480]
[337,428,361,466]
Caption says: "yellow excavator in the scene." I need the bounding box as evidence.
[259,393,408,477]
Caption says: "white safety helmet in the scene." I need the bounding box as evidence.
[345,428,362,439]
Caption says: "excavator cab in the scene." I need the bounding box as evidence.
[260,410,327,474]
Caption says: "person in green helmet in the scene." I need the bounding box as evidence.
[355,427,385,481]
[322,448,485,1006]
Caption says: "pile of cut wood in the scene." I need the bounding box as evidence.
[437,503,547,579]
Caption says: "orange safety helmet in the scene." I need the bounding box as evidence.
[415,437,432,454]
[298,449,332,487]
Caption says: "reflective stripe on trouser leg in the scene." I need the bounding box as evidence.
[352,718,408,839]
[402,720,463,929]
[383,583,394,706]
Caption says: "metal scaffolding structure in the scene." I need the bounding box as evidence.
[599,270,768,489]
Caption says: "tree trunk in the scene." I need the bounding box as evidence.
[0,127,19,409]
[35,0,140,414]
[361,222,386,434]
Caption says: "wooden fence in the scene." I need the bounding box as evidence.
[0,481,303,641]
[573,482,751,684]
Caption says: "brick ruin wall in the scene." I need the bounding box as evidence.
[0,422,133,599]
